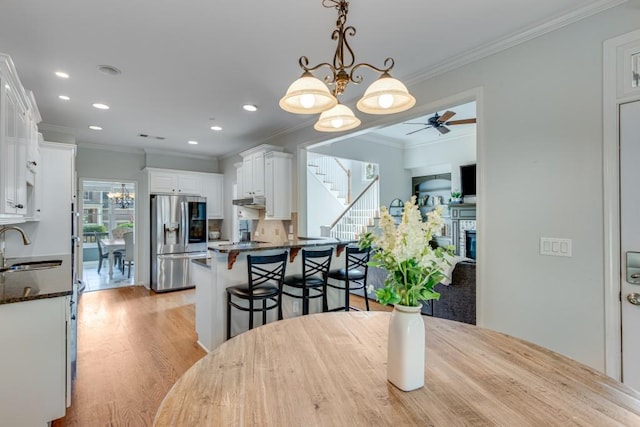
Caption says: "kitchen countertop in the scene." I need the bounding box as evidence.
[208,237,353,253]
[0,254,72,305]
[191,257,211,269]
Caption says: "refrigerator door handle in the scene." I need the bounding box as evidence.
[157,253,206,260]
[181,200,188,247]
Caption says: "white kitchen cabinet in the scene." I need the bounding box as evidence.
[242,151,265,197]
[240,145,284,198]
[0,296,69,425]
[265,151,292,220]
[0,54,40,222]
[202,173,224,219]
[148,169,202,195]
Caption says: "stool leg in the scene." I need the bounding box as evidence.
[277,293,283,320]
[226,293,232,340]
[249,299,254,330]
[322,283,328,312]
[344,280,350,311]
[262,299,267,325]
[303,287,309,315]
[364,286,370,311]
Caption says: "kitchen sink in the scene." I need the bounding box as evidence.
[1,259,63,273]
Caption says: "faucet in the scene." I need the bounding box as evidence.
[0,226,31,268]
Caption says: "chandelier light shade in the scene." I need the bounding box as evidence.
[280,0,415,132]
[314,103,361,132]
[356,73,416,114]
[279,71,338,114]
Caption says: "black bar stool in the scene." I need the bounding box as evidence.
[226,251,288,340]
[327,246,371,311]
[282,248,334,315]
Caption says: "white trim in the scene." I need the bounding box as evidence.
[405,0,627,86]
[603,28,640,381]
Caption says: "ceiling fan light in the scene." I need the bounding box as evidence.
[314,104,361,132]
[279,72,337,114]
[356,75,416,115]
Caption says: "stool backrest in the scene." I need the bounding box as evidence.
[301,248,334,284]
[247,252,288,294]
[346,246,371,280]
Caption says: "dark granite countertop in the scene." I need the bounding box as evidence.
[0,254,72,305]
[209,237,354,253]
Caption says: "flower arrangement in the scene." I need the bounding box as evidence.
[360,196,453,307]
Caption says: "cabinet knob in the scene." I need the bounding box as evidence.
[15,204,24,209]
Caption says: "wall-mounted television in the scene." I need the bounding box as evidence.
[460,164,476,197]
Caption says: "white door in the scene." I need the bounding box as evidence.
[620,100,640,391]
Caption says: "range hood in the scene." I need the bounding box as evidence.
[232,195,266,209]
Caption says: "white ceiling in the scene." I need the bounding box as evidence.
[0,0,620,157]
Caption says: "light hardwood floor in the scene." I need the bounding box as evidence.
[53,286,389,426]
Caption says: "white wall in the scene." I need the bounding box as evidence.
[244,3,640,371]
[310,140,411,209]
[404,133,476,192]
[306,168,347,236]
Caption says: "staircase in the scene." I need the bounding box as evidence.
[321,175,380,241]
[307,153,351,206]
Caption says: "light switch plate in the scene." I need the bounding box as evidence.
[540,237,572,257]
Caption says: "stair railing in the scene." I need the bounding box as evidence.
[308,153,351,204]
[321,175,379,241]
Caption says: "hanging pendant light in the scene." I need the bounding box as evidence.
[280,0,415,131]
[314,103,361,132]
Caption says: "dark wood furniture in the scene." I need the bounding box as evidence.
[225,252,287,339]
[282,248,334,315]
[327,246,371,311]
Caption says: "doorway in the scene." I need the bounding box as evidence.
[79,179,136,291]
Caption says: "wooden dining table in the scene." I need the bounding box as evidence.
[154,312,640,426]
[100,238,124,278]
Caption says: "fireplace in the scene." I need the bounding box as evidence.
[465,230,477,260]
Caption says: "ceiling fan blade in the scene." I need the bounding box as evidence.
[438,111,456,123]
[446,118,477,126]
[406,127,430,136]
[437,126,450,135]
[403,122,429,125]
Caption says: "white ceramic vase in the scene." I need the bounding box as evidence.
[387,303,425,391]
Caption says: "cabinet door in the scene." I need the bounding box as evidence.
[242,156,253,196]
[203,174,223,219]
[1,80,18,214]
[252,151,265,196]
[14,111,27,215]
[177,173,202,195]
[149,171,179,193]
[265,153,291,220]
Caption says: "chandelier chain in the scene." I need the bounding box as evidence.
[299,0,395,96]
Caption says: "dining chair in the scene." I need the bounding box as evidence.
[95,231,122,275]
[327,246,371,311]
[226,252,288,340]
[122,231,134,278]
[282,248,334,315]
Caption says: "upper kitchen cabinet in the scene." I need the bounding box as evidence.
[240,144,283,198]
[147,168,202,195]
[264,151,292,220]
[0,53,39,222]
[202,173,223,219]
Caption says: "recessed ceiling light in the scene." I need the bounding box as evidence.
[92,103,110,110]
[243,104,258,112]
[97,65,122,76]
[88,125,102,131]
[188,140,198,145]
[55,71,69,79]
[58,95,70,101]
[210,126,222,131]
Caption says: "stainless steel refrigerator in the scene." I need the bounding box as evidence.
[151,194,207,292]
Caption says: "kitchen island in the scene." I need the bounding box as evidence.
[191,238,354,352]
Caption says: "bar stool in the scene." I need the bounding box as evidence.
[282,248,334,315]
[226,252,288,340]
[327,246,371,311]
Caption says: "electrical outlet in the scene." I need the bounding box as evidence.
[292,301,300,314]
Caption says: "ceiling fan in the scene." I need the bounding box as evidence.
[404,111,476,136]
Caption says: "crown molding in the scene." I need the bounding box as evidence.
[143,147,217,161]
[404,0,627,86]
[76,141,145,155]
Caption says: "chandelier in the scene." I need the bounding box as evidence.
[279,0,416,132]
[107,184,134,209]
